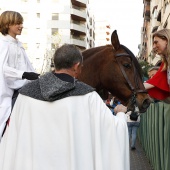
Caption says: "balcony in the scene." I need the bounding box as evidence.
[144,10,150,21]
[157,10,161,22]
[71,0,87,8]
[151,26,159,33]
[143,0,150,21]
[70,21,86,35]
[70,36,86,49]
[71,7,86,21]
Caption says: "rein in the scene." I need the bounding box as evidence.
[115,53,147,111]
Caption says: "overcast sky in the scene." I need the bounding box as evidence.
[90,0,143,56]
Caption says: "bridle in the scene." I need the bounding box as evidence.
[115,53,147,112]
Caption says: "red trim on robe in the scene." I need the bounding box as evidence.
[146,63,170,100]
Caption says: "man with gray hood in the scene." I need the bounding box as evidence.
[0,44,129,170]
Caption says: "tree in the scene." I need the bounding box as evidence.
[138,60,154,81]
[40,32,62,74]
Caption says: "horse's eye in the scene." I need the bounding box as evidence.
[123,63,131,68]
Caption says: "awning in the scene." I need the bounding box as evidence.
[155,60,162,66]
[152,26,159,33]
[157,10,161,22]
[152,5,158,14]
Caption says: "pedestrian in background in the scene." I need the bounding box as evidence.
[126,111,140,150]
[0,44,129,170]
[0,11,39,140]
[144,28,170,102]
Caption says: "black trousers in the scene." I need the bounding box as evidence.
[2,89,19,137]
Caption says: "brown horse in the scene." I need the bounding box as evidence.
[78,30,150,113]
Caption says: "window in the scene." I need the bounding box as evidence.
[51,28,58,35]
[52,13,59,20]
[36,13,40,18]
[36,43,40,49]
[36,28,40,31]
[90,29,92,36]
[90,18,92,25]
[153,9,158,19]
[164,0,168,11]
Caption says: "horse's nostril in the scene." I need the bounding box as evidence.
[142,99,151,109]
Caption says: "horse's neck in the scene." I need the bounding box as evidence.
[80,46,109,89]
[79,61,101,88]
[78,72,99,88]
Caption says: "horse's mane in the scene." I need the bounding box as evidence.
[121,45,143,79]
[82,44,143,79]
[82,45,109,60]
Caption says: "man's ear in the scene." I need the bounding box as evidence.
[73,62,80,71]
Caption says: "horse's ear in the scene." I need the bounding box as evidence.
[111,30,120,51]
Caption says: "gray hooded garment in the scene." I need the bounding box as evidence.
[19,72,95,101]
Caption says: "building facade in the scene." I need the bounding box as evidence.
[140,0,170,65]
[0,0,95,72]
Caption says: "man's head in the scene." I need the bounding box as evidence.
[148,66,159,79]
[53,44,83,78]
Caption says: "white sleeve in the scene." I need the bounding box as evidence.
[88,92,130,170]
[4,65,24,79]
[3,65,28,90]
[116,111,128,122]
[3,42,34,89]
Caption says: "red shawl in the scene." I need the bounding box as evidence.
[146,63,170,100]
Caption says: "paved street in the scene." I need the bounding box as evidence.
[130,138,154,170]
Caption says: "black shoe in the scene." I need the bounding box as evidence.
[131,147,136,150]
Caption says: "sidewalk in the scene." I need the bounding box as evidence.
[130,138,154,170]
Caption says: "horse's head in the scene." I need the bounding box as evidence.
[104,30,150,112]
[79,30,150,113]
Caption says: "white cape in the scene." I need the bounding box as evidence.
[0,92,129,170]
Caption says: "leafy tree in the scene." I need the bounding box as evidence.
[138,60,154,81]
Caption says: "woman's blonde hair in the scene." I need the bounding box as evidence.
[152,28,170,71]
[0,11,23,35]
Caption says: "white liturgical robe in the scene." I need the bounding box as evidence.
[0,92,129,170]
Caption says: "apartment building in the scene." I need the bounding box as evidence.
[140,0,170,65]
[0,0,95,72]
